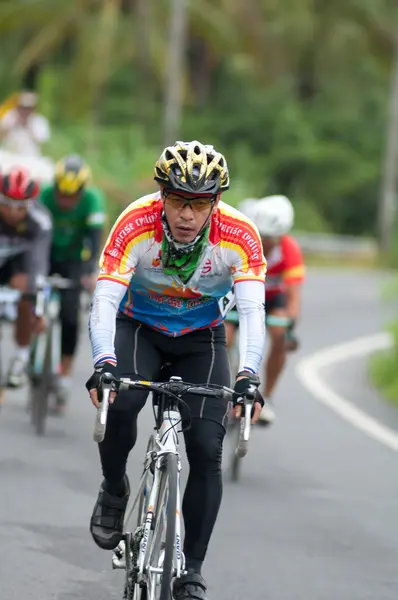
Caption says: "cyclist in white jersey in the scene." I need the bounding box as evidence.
[86,141,267,600]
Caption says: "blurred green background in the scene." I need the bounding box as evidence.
[0,0,397,241]
[2,0,398,398]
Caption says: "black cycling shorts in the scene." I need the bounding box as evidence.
[225,291,287,327]
[113,314,231,429]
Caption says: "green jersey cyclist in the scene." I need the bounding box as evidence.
[85,141,266,600]
[40,155,107,411]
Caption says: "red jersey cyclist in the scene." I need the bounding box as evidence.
[225,195,305,425]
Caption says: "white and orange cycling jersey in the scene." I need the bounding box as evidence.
[89,192,267,374]
[266,235,305,299]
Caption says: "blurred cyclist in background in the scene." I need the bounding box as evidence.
[225,195,305,425]
[39,154,107,412]
[0,91,51,157]
[0,167,53,387]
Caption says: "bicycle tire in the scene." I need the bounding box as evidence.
[230,420,241,482]
[31,323,53,436]
[124,435,156,600]
[159,453,178,600]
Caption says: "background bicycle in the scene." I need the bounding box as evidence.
[93,370,239,600]
[0,285,21,409]
[27,274,76,435]
[226,313,297,481]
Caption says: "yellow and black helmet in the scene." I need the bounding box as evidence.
[55,155,92,195]
[154,140,229,194]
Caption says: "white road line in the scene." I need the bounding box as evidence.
[295,332,398,452]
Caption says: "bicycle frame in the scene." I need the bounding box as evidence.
[136,409,184,585]
[31,274,76,378]
[95,374,237,600]
[31,287,61,378]
[109,390,186,599]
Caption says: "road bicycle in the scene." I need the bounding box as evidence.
[28,274,76,435]
[93,369,257,600]
[227,313,297,481]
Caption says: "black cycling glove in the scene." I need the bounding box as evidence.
[85,361,119,397]
[233,371,263,407]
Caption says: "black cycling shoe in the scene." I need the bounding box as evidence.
[173,573,208,600]
[90,475,130,550]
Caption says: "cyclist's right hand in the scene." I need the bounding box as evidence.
[85,362,119,408]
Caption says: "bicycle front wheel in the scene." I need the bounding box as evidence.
[230,418,242,482]
[30,325,53,436]
[147,453,178,600]
[160,453,178,600]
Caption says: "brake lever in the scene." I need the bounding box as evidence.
[93,379,113,443]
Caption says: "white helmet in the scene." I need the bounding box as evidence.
[255,195,294,236]
[238,198,259,221]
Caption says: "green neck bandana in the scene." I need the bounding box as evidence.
[161,226,210,285]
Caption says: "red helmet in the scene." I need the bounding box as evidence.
[0,167,40,201]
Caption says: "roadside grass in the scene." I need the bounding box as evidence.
[369,320,398,407]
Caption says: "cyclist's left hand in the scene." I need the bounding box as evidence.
[232,372,263,424]
[80,273,97,294]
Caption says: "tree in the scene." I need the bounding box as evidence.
[163,0,188,145]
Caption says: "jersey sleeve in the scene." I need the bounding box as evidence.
[281,236,305,284]
[24,205,53,292]
[85,187,107,229]
[89,279,127,367]
[235,280,266,374]
[98,201,156,287]
[230,222,267,285]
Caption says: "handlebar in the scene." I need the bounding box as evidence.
[35,275,77,318]
[102,373,229,398]
[93,373,233,443]
[0,276,77,320]
[36,274,76,290]
[0,286,22,304]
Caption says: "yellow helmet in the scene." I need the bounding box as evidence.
[55,155,91,195]
[154,140,229,194]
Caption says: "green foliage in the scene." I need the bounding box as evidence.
[0,0,397,236]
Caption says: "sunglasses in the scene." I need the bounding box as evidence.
[163,191,216,213]
[0,195,32,210]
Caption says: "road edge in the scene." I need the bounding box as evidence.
[294,332,398,453]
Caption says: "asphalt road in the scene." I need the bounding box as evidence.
[1,268,398,600]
